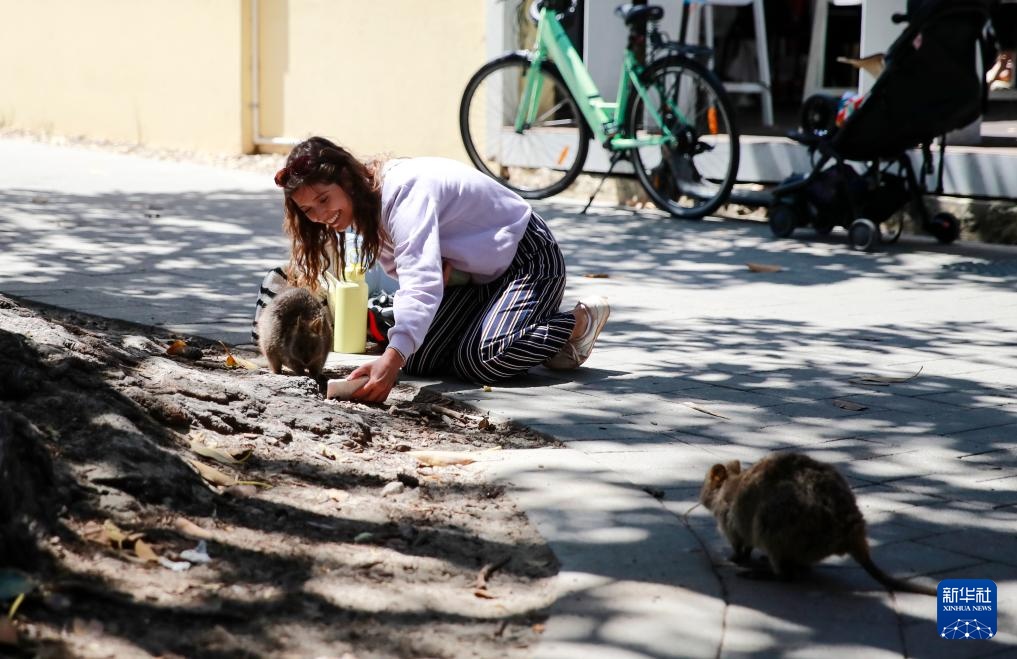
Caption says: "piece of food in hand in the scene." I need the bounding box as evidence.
[326,376,369,400]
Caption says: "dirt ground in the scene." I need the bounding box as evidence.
[0,293,560,658]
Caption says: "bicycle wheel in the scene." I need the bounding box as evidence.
[460,53,589,199]
[624,55,739,219]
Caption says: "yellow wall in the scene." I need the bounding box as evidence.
[0,0,487,159]
[0,0,249,153]
[256,0,485,160]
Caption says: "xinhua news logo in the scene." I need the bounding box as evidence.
[938,579,996,640]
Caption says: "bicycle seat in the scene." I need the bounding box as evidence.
[615,4,664,26]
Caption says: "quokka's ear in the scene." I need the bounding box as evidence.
[725,460,741,475]
[708,463,728,487]
[308,316,323,333]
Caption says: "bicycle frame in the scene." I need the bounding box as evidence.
[518,7,681,151]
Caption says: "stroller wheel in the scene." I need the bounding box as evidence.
[849,218,880,252]
[768,203,799,239]
[928,212,960,244]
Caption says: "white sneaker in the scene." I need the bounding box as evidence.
[545,297,610,370]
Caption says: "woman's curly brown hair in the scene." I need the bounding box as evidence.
[275,137,384,292]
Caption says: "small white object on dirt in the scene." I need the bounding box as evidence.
[382,481,405,497]
[180,540,211,564]
[158,557,191,572]
[327,376,369,400]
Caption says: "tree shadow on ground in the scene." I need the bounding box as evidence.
[0,297,556,657]
[418,211,1017,655]
[493,451,1017,657]
[0,188,289,345]
[539,199,1017,294]
[6,183,1017,655]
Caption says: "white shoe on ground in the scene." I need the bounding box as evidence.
[545,297,610,370]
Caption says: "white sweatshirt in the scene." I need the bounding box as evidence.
[377,157,533,360]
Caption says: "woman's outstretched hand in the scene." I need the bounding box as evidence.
[348,347,404,403]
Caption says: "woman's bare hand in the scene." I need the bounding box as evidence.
[348,347,404,403]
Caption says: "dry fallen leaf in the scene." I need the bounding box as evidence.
[189,460,269,489]
[582,273,610,278]
[473,589,497,599]
[174,517,215,540]
[79,520,104,542]
[832,399,868,411]
[166,339,188,355]
[220,342,259,370]
[166,339,202,359]
[233,356,259,370]
[189,460,238,487]
[746,262,784,273]
[190,437,253,465]
[7,592,26,620]
[680,402,730,420]
[102,520,128,549]
[849,367,923,386]
[134,539,159,563]
[411,451,477,467]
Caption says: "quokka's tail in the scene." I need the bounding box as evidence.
[852,538,937,596]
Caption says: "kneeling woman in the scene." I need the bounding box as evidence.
[265,136,609,402]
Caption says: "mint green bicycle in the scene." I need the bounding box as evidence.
[459,0,740,219]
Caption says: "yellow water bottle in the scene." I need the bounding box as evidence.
[323,264,368,353]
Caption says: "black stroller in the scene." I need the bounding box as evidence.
[767,0,996,251]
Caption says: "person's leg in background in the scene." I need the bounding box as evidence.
[989,0,1017,90]
[252,266,292,344]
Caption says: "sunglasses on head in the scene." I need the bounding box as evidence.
[274,155,315,187]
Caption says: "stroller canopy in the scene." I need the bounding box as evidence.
[831,0,993,161]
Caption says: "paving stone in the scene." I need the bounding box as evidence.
[720,576,905,657]
[885,473,1017,508]
[920,529,1017,569]
[945,423,1017,449]
[523,421,662,445]
[858,540,985,579]
[917,387,1017,409]
[583,447,734,490]
[863,517,949,547]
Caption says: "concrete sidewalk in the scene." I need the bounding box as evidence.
[2,137,1016,658]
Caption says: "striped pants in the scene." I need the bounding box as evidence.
[408,213,574,384]
[251,213,575,384]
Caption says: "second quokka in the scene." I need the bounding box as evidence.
[257,287,332,379]
[699,452,936,595]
